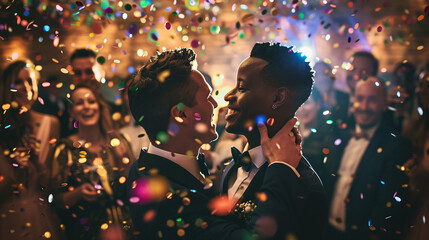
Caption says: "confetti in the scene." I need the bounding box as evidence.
[255,115,267,126]
[97,56,106,64]
[110,138,120,147]
[208,195,234,216]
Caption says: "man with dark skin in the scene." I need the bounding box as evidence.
[221,42,327,239]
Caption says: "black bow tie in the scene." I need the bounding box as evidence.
[197,153,210,176]
[231,147,252,172]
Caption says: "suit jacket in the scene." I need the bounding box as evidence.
[220,155,327,240]
[127,151,319,240]
[321,124,412,240]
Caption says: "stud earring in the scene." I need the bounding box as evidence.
[272,104,278,110]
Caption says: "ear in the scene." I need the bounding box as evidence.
[171,104,190,124]
[273,87,289,108]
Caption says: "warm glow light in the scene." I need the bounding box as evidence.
[298,46,313,60]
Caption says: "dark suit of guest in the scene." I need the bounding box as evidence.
[127,146,315,240]
[321,123,412,240]
[220,146,327,240]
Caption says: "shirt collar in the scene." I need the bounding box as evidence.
[355,123,379,140]
[147,143,203,180]
[244,145,267,169]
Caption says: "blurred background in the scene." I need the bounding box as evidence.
[0,0,428,109]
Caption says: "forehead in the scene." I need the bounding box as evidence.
[72,88,95,99]
[72,57,95,68]
[355,81,383,97]
[351,56,374,68]
[238,57,268,76]
[190,70,211,93]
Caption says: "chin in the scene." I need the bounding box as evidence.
[79,121,98,127]
[357,122,376,129]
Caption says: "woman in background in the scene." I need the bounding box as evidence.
[51,82,134,240]
[0,60,63,240]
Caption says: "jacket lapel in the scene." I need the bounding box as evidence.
[137,152,212,196]
[237,162,268,204]
[348,125,385,195]
[220,160,238,194]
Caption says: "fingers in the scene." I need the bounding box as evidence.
[81,183,98,201]
[294,127,302,145]
[403,158,415,169]
[81,183,97,194]
[274,117,298,140]
[258,123,269,143]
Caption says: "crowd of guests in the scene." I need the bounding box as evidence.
[0,44,428,240]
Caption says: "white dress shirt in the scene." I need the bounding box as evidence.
[228,146,266,201]
[227,145,301,203]
[147,143,205,182]
[329,124,379,231]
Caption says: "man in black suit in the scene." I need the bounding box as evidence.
[221,42,327,239]
[321,77,412,240]
[126,47,305,239]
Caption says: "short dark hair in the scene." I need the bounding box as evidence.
[70,49,96,63]
[250,42,314,112]
[127,48,200,142]
[352,51,379,76]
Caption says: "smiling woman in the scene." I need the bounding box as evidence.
[50,82,135,240]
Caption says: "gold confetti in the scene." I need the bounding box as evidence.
[182,197,191,206]
[110,138,120,147]
[157,70,170,83]
[177,229,185,237]
[112,112,122,121]
[122,157,130,164]
[51,58,59,63]
[44,231,51,238]
[2,103,10,110]
[201,144,211,151]
[256,192,267,202]
[100,223,109,230]
[167,219,175,227]
[119,176,126,184]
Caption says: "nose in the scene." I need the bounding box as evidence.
[209,96,218,109]
[359,99,369,111]
[83,100,91,109]
[224,88,235,102]
[82,72,90,81]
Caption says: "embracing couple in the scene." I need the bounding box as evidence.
[126,42,327,240]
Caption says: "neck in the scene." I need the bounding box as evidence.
[246,114,294,149]
[77,124,103,143]
[155,134,200,156]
